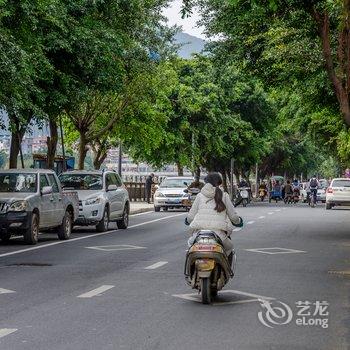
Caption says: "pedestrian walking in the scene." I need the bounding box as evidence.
[145,173,155,203]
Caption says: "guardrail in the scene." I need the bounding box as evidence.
[124,182,157,202]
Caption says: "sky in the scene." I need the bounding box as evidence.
[163,0,205,39]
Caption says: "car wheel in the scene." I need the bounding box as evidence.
[0,232,11,243]
[117,205,129,229]
[57,210,72,240]
[24,213,39,245]
[163,207,168,211]
[96,207,109,232]
[154,206,161,212]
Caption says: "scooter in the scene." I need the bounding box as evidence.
[259,188,267,201]
[238,187,250,207]
[182,188,201,211]
[292,188,300,204]
[184,218,243,304]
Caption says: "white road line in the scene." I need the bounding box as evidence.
[0,328,17,339]
[258,216,266,219]
[128,213,185,229]
[275,209,281,212]
[130,211,153,217]
[77,285,114,298]
[0,213,185,259]
[268,212,274,215]
[233,228,242,232]
[246,221,255,225]
[0,288,16,295]
[144,261,168,270]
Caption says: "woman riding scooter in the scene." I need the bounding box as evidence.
[186,172,243,260]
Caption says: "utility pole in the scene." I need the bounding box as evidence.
[118,142,122,176]
[255,162,259,198]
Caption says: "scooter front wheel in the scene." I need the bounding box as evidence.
[201,278,211,304]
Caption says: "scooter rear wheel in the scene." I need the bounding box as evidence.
[201,278,211,304]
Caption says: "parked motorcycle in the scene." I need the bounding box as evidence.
[184,230,235,304]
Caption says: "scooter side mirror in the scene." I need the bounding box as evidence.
[183,189,189,193]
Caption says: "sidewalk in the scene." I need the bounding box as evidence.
[130,202,154,215]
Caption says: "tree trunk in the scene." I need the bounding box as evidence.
[47,119,58,169]
[9,130,21,169]
[177,162,184,176]
[195,166,201,178]
[93,150,108,170]
[78,132,88,170]
[222,168,228,193]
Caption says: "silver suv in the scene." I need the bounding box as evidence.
[59,170,130,231]
[0,169,79,244]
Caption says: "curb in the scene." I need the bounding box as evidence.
[130,207,154,215]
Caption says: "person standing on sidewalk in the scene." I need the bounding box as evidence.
[145,173,155,203]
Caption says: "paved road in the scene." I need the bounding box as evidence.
[0,202,349,350]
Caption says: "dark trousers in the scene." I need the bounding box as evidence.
[146,186,152,203]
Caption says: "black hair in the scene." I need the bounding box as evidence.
[204,172,226,213]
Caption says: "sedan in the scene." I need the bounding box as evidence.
[325,178,350,209]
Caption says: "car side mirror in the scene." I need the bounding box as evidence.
[183,189,189,193]
[107,184,118,191]
[41,186,53,195]
[184,182,188,186]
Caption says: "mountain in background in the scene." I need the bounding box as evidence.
[174,32,206,59]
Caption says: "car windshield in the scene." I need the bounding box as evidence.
[59,174,103,190]
[159,178,192,188]
[332,180,350,188]
[0,173,37,193]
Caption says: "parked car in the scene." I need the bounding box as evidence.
[153,176,193,212]
[0,169,79,244]
[59,170,129,231]
[325,178,350,210]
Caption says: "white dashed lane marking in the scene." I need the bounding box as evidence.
[0,328,17,339]
[144,261,168,270]
[77,285,115,298]
[0,288,16,295]
[233,228,242,232]
[258,216,266,219]
[246,221,255,225]
[268,212,274,215]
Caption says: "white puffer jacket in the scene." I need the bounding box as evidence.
[187,183,241,236]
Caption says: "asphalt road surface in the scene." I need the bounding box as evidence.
[0,202,349,350]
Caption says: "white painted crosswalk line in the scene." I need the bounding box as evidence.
[0,288,16,295]
[0,328,17,339]
[145,261,168,270]
[246,221,255,225]
[77,285,114,298]
[258,216,266,219]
